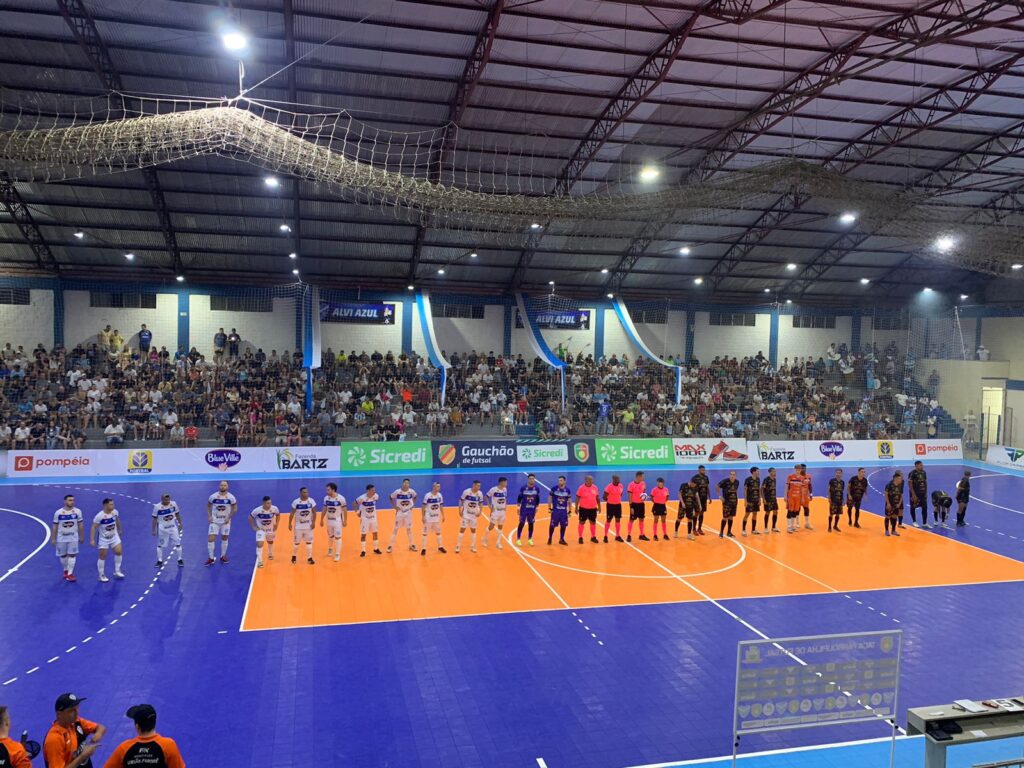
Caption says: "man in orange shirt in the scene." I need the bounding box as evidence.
[799,463,814,530]
[43,692,106,768]
[575,475,601,544]
[785,464,803,534]
[103,704,184,768]
[0,705,34,767]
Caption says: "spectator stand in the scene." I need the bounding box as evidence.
[515,291,574,435]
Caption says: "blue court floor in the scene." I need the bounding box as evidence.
[1,462,1022,767]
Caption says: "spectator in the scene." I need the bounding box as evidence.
[102,704,184,768]
[168,422,185,447]
[104,418,125,447]
[98,324,113,352]
[13,422,29,449]
[138,324,152,354]
[976,344,990,361]
[213,327,227,359]
[182,425,199,448]
[43,693,105,768]
[227,328,241,358]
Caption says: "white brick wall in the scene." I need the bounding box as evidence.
[692,311,770,362]
[64,290,177,351]
[777,316,852,363]
[0,289,55,350]
[603,308,687,361]
[188,294,297,359]
[432,304,504,356]
[320,300,404,358]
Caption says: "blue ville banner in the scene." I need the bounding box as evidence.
[320,301,396,324]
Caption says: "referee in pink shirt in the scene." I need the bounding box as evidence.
[627,471,649,542]
[575,476,601,544]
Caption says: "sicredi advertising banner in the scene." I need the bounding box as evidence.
[596,438,674,467]
[339,441,432,472]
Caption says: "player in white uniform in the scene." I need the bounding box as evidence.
[151,492,184,567]
[52,494,84,582]
[321,482,347,561]
[420,481,447,557]
[456,480,484,554]
[205,480,237,566]
[354,484,383,558]
[387,478,419,554]
[248,496,280,568]
[289,487,318,565]
[90,498,124,582]
[483,477,508,549]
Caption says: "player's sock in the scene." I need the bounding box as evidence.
[687,520,693,535]
[361,540,367,553]
[66,555,76,575]
[742,518,747,533]
[457,530,464,547]
[772,512,778,529]
[221,540,229,557]
[528,521,535,540]
[639,520,646,536]
[256,547,262,565]
[547,523,554,545]
[909,509,916,524]
[559,522,567,542]
[306,542,313,559]
[114,554,123,573]
[207,541,215,559]
[292,544,299,559]
[60,555,67,573]
[675,519,682,534]
[720,520,726,536]
[470,530,477,548]
[727,519,734,536]
[626,519,634,537]
[97,558,105,577]
[267,542,274,558]
[421,533,428,550]
[156,545,163,562]
[613,520,621,537]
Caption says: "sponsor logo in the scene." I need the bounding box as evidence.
[915,443,927,456]
[596,439,673,466]
[818,441,844,459]
[276,449,329,470]
[1005,447,1024,464]
[516,444,569,463]
[757,442,795,461]
[877,441,894,460]
[454,443,516,467]
[674,442,708,460]
[574,442,590,463]
[915,441,960,455]
[206,449,242,471]
[341,441,431,471]
[127,449,153,474]
[13,454,92,472]
[437,444,457,466]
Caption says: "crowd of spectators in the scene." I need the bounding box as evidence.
[0,321,953,449]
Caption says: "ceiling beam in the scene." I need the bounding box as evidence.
[283,0,302,276]
[55,0,184,278]
[0,173,60,272]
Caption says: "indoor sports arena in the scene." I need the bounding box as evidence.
[2,3,1024,768]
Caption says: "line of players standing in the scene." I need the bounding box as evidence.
[48,461,975,580]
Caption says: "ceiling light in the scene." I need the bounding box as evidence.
[639,166,660,182]
[786,263,797,271]
[470,252,478,258]
[860,277,870,285]
[763,288,771,293]
[934,235,955,253]
[785,299,792,304]
[839,212,857,225]
[288,252,297,259]
[606,293,614,299]
[221,30,247,52]
[959,294,968,300]
[678,246,691,256]
[175,275,185,282]
[407,284,414,290]
[264,176,279,188]
[124,253,135,261]
[73,230,85,239]
[437,268,445,275]
[600,268,609,274]
[548,281,555,286]
[530,223,541,230]
[923,287,933,293]
[279,224,291,233]
[292,268,300,276]
[1012,263,1022,270]
[694,277,703,285]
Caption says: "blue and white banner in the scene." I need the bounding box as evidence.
[514,309,590,330]
[611,298,682,404]
[416,291,451,406]
[319,301,396,324]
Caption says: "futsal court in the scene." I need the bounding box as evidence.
[2,459,1023,767]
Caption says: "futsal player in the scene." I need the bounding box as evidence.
[456,480,484,553]
[742,467,761,536]
[355,484,383,557]
[627,471,649,542]
[827,469,844,533]
[205,480,237,565]
[650,478,670,541]
[799,463,814,530]
[762,467,779,533]
[884,470,904,537]
[847,468,867,528]
[516,474,541,546]
[785,464,803,533]
[718,470,739,538]
[421,481,447,556]
[289,487,317,565]
[602,474,624,542]
[91,498,125,582]
[955,470,972,527]
[931,489,953,529]
[575,475,600,544]
[692,465,710,535]
[548,476,573,546]
[387,478,418,553]
[52,494,84,582]
[908,460,929,527]
[248,496,280,567]
[152,493,184,568]
[483,477,508,549]
[321,482,347,561]
[677,477,698,540]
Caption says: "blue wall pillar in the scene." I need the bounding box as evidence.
[502,301,512,357]
[594,305,605,361]
[685,309,695,363]
[53,280,65,347]
[850,311,861,352]
[176,290,189,352]
[768,307,780,368]
[401,295,414,355]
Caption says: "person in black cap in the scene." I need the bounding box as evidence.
[0,705,34,767]
[102,705,184,768]
[43,693,105,768]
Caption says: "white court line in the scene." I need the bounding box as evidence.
[0,508,51,584]
[536,759,549,768]
[737,540,839,593]
[237,560,260,632]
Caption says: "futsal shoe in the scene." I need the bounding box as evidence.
[455,545,461,553]
[421,549,426,557]
[257,561,264,568]
[653,534,659,541]
[65,573,77,582]
[307,558,315,565]
[482,539,488,548]
[515,539,522,547]
[912,521,920,528]
[496,540,503,549]
[615,536,624,542]
[220,556,229,564]
[639,535,650,541]
[772,527,780,533]
[688,534,695,541]
[626,535,632,542]
[373,549,382,555]
[727,532,735,538]
[114,571,124,579]
[409,544,418,551]
[558,540,567,546]
[528,539,534,547]
[155,561,163,567]
[62,570,67,578]
[386,546,393,553]
[291,555,297,564]
[741,530,747,537]
[590,537,599,544]
[723,447,749,460]
[360,552,366,558]
[892,530,901,536]
[578,537,584,544]
[438,547,447,553]
[709,441,728,461]
[99,574,109,583]
[604,535,609,543]
[752,530,761,535]
[204,558,215,566]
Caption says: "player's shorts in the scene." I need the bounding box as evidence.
[722,504,737,519]
[157,527,181,548]
[847,495,863,508]
[423,521,442,535]
[460,514,480,529]
[578,507,598,524]
[360,516,379,535]
[519,508,537,522]
[56,540,79,557]
[745,499,761,513]
[255,529,276,543]
[629,502,646,520]
[651,503,667,517]
[209,520,231,536]
[550,510,568,526]
[764,498,779,512]
[97,534,121,550]
[325,519,343,538]
[885,506,901,517]
[698,495,709,512]
[829,502,842,515]
[293,527,314,544]
[490,509,507,525]
[605,503,622,520]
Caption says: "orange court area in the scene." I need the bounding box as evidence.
[240,498,1024,631]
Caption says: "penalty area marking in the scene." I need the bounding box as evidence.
[0,508,51,584]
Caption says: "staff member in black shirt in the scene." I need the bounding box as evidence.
[931,489,953,529]
[827,469,844,533]
[884,471,904,537]
[846,468,867,528]
[718,470,739,539]
[692,465,710,536]
[908,461,928,527]
[742,467,761,536]
[955,470,972,527]
[762,468,779,533]
[676,478,699,540]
